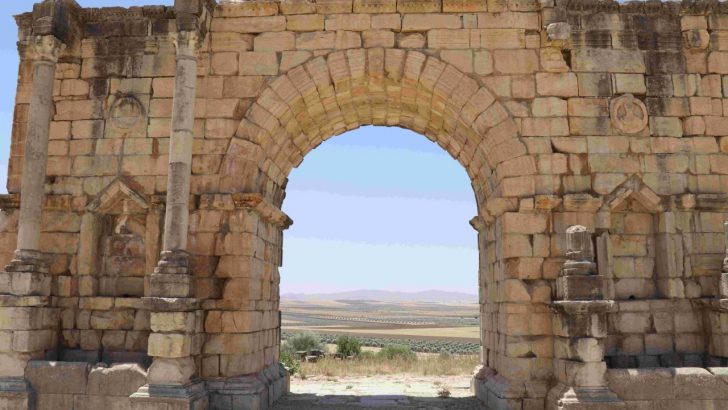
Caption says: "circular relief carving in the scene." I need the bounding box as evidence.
[110,96,144,130]
[610,94,648,135]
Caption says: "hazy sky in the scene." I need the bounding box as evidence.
[0,0,479,294]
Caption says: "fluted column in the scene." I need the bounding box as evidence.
[150,30,200,299]
[1,35,63,297]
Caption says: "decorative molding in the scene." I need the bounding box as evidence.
[610,94,649,136]
[87,178,149,214]
[33,35,64,63]
[232,193,293,229]
[0,194,21,210]
[561,0,728,15]
[601,176,663,214]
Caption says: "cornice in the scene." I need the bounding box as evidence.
[560,0,728,15]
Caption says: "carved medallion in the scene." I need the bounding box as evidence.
[109,96,144,130]
[610,94,648,135]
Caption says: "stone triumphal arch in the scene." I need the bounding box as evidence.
[2,0,728,409]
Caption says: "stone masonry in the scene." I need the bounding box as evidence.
[2,0,728,409]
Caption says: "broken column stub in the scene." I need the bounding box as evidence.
[132,297,207,409]
[549,226,624,409]
[557,226,604,301]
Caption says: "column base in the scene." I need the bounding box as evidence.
[207,362,289,410]
[0,250,50,296]
[130,379,208,410]
[0,378,32,410]
[150,250,194,298]
[547,384,625,410]
[471,366,547,410]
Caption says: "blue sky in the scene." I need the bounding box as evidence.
[1,1,478,294]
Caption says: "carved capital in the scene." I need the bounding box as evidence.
[172,30,200,59]
[33,35,64,63]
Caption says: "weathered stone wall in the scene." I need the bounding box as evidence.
[2,0,728,409]
[25,361,147,410]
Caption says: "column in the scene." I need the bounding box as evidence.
[149,29,200,299]
[1,35,63,296]
[131,23,208,410]
[0,35,64,409]
[548,226,625,409]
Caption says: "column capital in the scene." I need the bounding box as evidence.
[172,30,201,59]
[32,35,64,64]
[32,0,82,45]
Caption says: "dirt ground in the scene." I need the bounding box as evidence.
[272,375,484,409]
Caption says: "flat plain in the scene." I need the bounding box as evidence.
[281,299,480,354]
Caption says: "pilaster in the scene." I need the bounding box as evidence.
[548,226,625,410]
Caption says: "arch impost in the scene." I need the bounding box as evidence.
[231,193,293,230]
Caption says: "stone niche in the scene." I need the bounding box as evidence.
[597,178,664,300]
[78,179,162,297]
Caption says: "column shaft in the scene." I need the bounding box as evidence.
[150,31,200,298]
[16,36,61,257]
[162,51,197,253]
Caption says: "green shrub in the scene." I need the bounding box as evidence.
[336,335,362,357]
[377,344,417,361]
[280,342,301,375]
[286,331,323,353]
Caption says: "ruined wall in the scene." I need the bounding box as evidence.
[2,0,728,409]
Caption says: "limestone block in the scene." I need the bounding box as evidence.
[89,310,135,330]
[204,333,256,355]
[362,30,395,48]
[87,363,147,397]
[286,14,324,31]
[354,0,396,13]
[221,311,264,333]
[494,50,538,74]
[317,0,354,14]
[607,368,674,400]
[572,49,646,73]
[12,329,53,353]
[0,307,45,331]
[369,14,399,30]
[402,14,460,31]
[556,359,606,387]
[146,357,196,384]
[536,73,578,97]
[531,97,566,117]
[254,32,296,51]
[427,29,470,49]
[296,31,336,50]
[325,14,371,31]
[147,333,195,358]
[614,74,646,95]
[37,394,74,410]
[150,312,198,333]
[212,16,286,33]
[74,395,133,410]
[26,361,90,394]
[335,31,362,49]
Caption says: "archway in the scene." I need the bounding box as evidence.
[206,49,551,409]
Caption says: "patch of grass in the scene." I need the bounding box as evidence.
[297,353,479,378]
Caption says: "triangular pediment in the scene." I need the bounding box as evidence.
[602,176,663,213]
[87,178,149,215]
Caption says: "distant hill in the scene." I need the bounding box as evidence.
[281,289,478,303]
